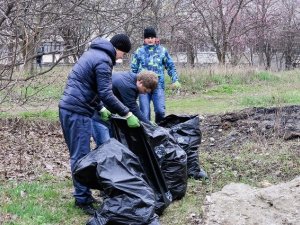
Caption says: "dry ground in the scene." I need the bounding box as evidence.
[1,105,299,183]
[0,105,299,225]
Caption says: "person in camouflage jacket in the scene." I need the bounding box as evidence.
[131,27,181,123]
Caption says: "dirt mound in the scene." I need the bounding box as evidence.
[203,176,300,225]
[200,105,300,151]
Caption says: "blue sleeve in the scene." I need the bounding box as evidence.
[163,50,179,83]
[119,88,150,124]
[95,61,129,117]
[113,74,150,124]
[131,50,140,73]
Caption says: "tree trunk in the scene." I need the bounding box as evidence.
[264,42,272,70]
[186,43,195,67]
[285,54,292,70]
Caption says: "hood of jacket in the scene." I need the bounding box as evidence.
[90,37,116,65]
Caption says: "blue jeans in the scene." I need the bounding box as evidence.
[59,108,109,204]
[139,87,165,123]
[91,112,111,147]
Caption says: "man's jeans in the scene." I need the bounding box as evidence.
[91,111,111,147]
[59,108,109,204]
[139,87,165,123]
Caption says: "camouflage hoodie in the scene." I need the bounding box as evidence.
[131,44,179,89]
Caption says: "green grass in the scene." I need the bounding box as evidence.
[166,95,235,115]
[0,66,299,224]
[201,141,300,189]
[160,179,208,224]
[240,90,300,107]
[164,68,300,115]
[2,67,300,117]
[19,110,58,120]
[0,175,88,225]
[0,112,10,118]
[205,84,236,94]
[1,139,298,225]
[19,84,64,101]
[0,110,59,120]
[254,71,280,82]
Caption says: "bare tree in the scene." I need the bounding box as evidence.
[247,0,282,69]
[192,0,253,64]
[277,0,300,69]
[0,0,149,106]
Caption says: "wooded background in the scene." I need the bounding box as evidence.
[0,0,299,104]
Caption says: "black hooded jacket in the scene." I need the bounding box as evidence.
[59,38,129,117]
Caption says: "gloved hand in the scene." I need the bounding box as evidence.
[172,81,181,89]
[125,112,140,128]
[100,107,111,122]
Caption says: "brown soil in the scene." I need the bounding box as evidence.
[0,105,299,182]
[200,105,300,152]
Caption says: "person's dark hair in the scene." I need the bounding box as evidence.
[110,34,131,53]
[144,27,156,39]
[137,70,158,91]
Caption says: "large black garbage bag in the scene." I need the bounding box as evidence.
[158,114,203,179]
[73,138,159,225]
[142,123,188,200]
[110,117,172,215]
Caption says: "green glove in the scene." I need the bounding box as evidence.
[126,112,140,128]
[100,107,111,122]
[173,81,181,89]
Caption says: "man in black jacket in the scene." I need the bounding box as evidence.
[112,70,158,124]
[92,70,158,147]
[58,34,140,215]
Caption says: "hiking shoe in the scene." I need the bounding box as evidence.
[192,169,209,180]
[198,170,209,179]
[75,201,96,215]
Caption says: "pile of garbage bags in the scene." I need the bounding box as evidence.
[158,114,204,179]
[73,114,204,224]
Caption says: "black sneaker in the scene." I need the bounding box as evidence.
[192,170,209,180]
[88,196,101,204]
[198,170,209,180]
[75,200,96,215]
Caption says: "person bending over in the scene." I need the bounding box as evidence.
[92,70,158,146]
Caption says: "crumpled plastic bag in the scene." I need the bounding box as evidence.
[73,138,159,225]
[142,123,188,200]
[110,117,172,215]
[158,114,204,179]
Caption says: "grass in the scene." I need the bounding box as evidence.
[164,67,300,115]
[19,110,58,121]
[1,139,299,225]
[160,179,208,224]
[240,90,300,107]
[19,84,64,101]
[1,66,299,117]
[201,143,300,189]
[0,175,88,225]
[0,66,299,224]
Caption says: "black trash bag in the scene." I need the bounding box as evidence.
[73,138,159,225]
[142,123,188,200]
[110,117,172,215]
[158,114,203,179]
